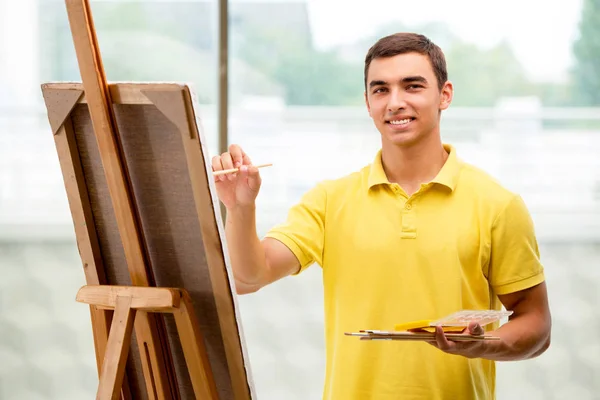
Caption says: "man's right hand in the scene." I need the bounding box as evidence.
[211,144,262,210]
[212,144,301,294]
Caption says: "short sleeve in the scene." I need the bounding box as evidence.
[264,183,327,274]
[488,194,545,295]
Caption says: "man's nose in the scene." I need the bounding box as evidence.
[387,89,407,111]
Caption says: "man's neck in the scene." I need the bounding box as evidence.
[381,135,448,195]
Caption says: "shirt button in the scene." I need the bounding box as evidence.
[405,203,412,210]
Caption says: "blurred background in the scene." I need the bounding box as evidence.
[1,0,599,398]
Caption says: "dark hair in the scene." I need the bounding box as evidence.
[364,32,448,91]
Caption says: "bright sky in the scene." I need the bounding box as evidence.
[81,0,584,82]
[306,0,584,82]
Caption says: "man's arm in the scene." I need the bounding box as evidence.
[482,281,551,360]
[431,281,551,361]
[211,143,301,295]
[226,205,300,295]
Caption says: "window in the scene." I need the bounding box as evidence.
[0,0,598,398]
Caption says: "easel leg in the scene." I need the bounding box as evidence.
[90,306,132,400]
[90,306,110,375]
[97,296,136,400]
[173,293,219,399]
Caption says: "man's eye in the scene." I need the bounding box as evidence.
[373,88,387,94]
[407,85,423,90]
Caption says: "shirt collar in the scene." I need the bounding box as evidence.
[367,143,461,192]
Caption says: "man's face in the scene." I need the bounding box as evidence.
[364,52,453,147]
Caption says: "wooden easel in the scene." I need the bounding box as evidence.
[62,2,176,397]
[41,1,254,399]
[76,285,217,400]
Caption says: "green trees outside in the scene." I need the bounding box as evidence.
[572,0,600,106]
[46,2,598,107]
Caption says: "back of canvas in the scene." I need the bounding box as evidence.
[44,83,254,399]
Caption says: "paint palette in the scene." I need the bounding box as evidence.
[345,309,511,342]
[429,310,513,327]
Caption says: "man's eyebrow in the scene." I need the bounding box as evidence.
[369,76,428,88]
[402,76,428,84]
[368,80,387,88]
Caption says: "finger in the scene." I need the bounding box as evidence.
[220,152,236,180]
[211,155,226,182]
[228,144,244,168]
[468,322,484,336]
[434,326,453,351]
[211,155,223,171]
[237,165,261,190]
[241,152,252,166]
[246,165,262,191]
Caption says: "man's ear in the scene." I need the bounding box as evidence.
[439,81,453,111]
[364,91,372,117]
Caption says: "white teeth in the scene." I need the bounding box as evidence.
[389,118,412,125]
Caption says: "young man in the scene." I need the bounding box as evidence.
[212,33,551,400]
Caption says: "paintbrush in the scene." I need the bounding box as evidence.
[213,163,273,176]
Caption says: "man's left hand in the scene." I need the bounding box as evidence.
[428,322,490,359]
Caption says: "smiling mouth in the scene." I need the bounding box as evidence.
[386,118,415,126]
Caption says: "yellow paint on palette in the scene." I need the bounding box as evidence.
[394,320,466,333]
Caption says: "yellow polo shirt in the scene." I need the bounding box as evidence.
[265,144,545,400]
